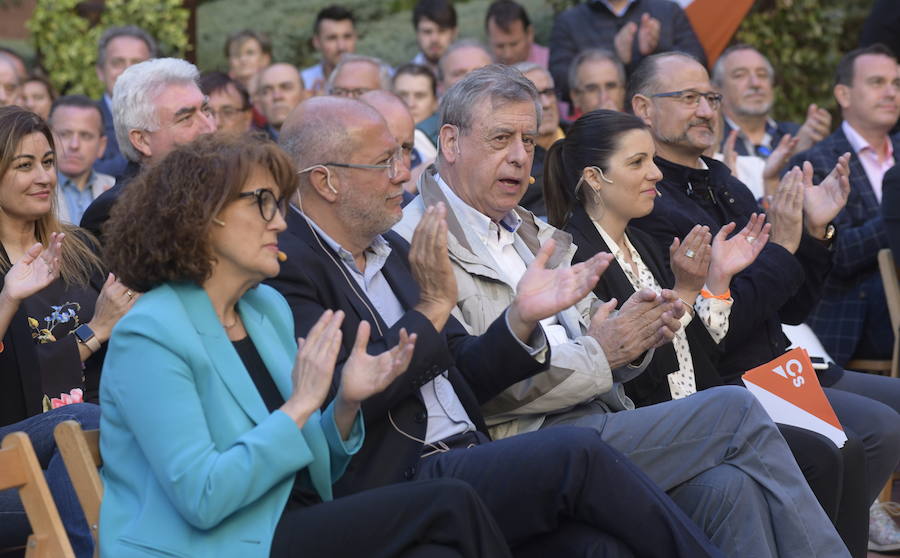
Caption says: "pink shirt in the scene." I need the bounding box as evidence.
[842,120,895,203]
[527,42,549,69]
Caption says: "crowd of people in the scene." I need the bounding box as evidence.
[1,0,900,556]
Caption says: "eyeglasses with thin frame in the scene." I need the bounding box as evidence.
[300,148,404,180]
[237,188,286,222]
[651,89,723,110]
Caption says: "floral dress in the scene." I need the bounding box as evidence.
[21,277,100,410]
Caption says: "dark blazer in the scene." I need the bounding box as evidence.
[79,159,141,244]
[92,96,129,180]
[564,205,722,405]
[632,156,833,383]
[721,118,801,157]
[264,208,548,496]
[787,127,900,363]
[883,165,900,262]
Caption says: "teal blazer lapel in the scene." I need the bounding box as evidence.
[238,291,333,501]
[173,283,270,426]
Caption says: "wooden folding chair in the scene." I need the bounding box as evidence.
[54,421,102,558]
[0,432,75,557]
[876,248,900,502]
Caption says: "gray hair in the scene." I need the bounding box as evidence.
[437,39,494,83]
[96,25,158,67]
[326,53,393,94]
[568,49,625,91]
[112,58,199,162]
[439,64,540,158]
[512,61,546,78]
[711,44,775,87]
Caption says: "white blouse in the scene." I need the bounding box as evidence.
[592,220,733,399]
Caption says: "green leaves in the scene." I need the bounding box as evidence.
[29,0,189,97]
[735,0,871,124]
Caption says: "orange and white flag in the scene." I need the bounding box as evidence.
[678,0,755,65]
[742,348,847,447]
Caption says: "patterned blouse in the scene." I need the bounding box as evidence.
[592,220,733,399]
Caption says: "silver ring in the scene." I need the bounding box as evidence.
[746,236,755,243]
[684,249,696,258]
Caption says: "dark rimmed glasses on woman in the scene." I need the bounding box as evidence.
[238,188,286,222]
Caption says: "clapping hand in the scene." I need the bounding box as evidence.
[794,104,832,153]
[801,154,850,238]
[767,166,805,254]
[588,287,681,368]
[337,322,417,406]
[409,203,457,332]
[670,225,712,301]
[507,240,612,342]
[87,273,139,343]
[762,134,800,199]
[707,214,770,294]
[637,13,661,56]
[2,232,64,302]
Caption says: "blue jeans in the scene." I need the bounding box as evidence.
[0,403,100,558]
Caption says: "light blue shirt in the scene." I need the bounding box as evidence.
[299,208,477,444]
[58,171,99,225]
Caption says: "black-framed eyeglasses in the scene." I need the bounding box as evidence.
[237,188,286,222]
[651,89,723,110]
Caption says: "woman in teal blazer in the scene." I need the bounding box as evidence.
[98,133,511,558]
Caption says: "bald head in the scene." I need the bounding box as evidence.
[257,63,306,130]
[280,95,386,179]
[360,90,414,150]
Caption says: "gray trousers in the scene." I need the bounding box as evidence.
[543,385,850,558]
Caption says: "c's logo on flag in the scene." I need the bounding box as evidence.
[772,359,804,387]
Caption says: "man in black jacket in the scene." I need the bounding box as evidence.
[265,95,725,557]
[630,51,900,552]
[549,0,704,104]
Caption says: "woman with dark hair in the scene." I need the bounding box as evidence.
[0,106,131,557]
[99,132,513,558]
[21,75,56,121]
[543,108,869,556]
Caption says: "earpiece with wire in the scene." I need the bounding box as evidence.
[298,164,338,195]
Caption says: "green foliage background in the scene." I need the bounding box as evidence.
[195,0,553,72]
[28,0,189,98]
[18,0,876,124]
[734,0,872,124]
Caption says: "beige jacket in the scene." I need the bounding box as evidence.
[394,167,644,439]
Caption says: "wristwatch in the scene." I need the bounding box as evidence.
[74,324,101,353]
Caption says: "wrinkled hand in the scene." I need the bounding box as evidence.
[409,203,457,331]
[285,310,344,424]
[87,272,139,342]
[707,214,770,293]
[2,232,64,302]
[588,288,681,369]
[508,241,612,341]
[762,133,800,199]
[670,225,712,297]
[801,153,850,237]
[613,22,637,64]
[767,167,804,254]
[338,322,417,406]
[637,13,661,55]
[794,104,832,153]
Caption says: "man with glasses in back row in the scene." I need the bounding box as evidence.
[80,58,216,244]
[199,71,254,135]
